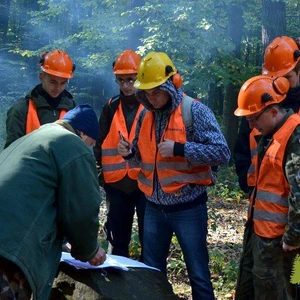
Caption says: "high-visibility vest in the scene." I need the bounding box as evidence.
[101,101,143,183]
[250,114,300,238]
[248,109,300,187]
[137,101,212,197]
[26,99,67,134]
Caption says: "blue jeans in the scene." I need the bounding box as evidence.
[143,198,215,300]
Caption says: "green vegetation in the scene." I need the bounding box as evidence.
[1,0,300,151]
[209,166,245,202]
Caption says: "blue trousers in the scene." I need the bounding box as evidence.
[143,198,215,300]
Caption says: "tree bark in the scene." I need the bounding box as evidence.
[0,0,12,44]
[223,3,244,154]
[128,0,145,50]
[262,0,286,52]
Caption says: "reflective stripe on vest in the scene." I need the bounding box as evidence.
[101,101,143,183]
[137,100,212,197]
[26,99,67,134]
[251,114,300,238]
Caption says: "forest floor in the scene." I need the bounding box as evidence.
[169,196,248,300]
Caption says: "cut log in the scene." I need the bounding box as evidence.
[50,262,179,300]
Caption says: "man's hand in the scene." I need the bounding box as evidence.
[117,140,132,157]
[158,139,175,158]
[282,241,300,252]
[88,247,106,266]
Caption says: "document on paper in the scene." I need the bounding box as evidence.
[61,252,160,272]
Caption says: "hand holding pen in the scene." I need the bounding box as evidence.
[117,131,132,156]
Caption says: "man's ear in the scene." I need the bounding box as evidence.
[78,131,84,139]
[39,72,44,82]
[270,106,279,118]
[79,131,89,140]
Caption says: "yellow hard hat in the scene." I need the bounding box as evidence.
[134,52,177,90]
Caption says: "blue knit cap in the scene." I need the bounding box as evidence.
[62,104,99,140]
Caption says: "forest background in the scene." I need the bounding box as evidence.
[0,0,299,151]
[0,0,300,299]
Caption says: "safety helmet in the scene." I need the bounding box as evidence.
[134,52,177,90]
[113,50,141,74]
[40,50,74,79]
[262,36,300,77]
[234,75,290,116]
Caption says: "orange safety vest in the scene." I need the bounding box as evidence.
[26,99,67,134]
[249,114,300,238]
[101,101,144,183]
[137,101,213,197]
[247,109,300,187]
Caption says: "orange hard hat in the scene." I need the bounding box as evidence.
[234,75,290,117]
[40,50,74,78]
[113,50,141,74]
[262,36,300,77]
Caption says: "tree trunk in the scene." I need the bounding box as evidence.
[262,0,286,51]
[128,0,145,50]
[223,3,244,154]
[0,0,11,44]
[208,83,223,116]
[20,0,42,49]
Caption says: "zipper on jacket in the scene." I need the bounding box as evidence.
[53,110,57,117]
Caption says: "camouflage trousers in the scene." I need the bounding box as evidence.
[0,257,31,300]
[235,223,299,300]
[235,223,255,299]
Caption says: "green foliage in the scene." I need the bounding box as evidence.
[225,259,239,282]
[210,248,225,274]
[209,248,239,296]
[167,236,186,276]
[2,0,300,127]
[210,248,238,281]
[129,229,142,259]
[98,230,109,252]
[208,165,245,202]
[167,254,186,277]
[290,254,300,284]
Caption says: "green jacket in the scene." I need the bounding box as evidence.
[5,84,76,148]
[0,122,101,299]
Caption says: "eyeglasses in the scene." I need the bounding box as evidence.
[115,78,136,86]
[246,107,271,123]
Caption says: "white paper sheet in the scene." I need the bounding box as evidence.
[61,252,160,272]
